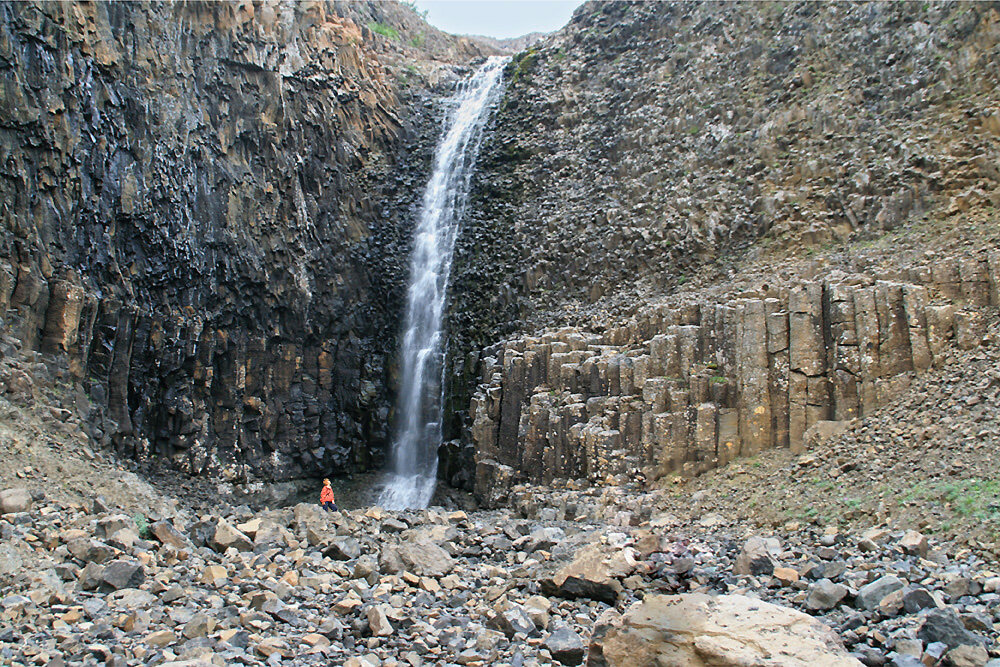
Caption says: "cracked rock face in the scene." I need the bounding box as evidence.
[0,1,488,483]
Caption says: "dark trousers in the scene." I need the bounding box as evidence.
[322,501,337,512]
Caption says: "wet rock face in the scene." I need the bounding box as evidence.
[445,1,1000,465]
[0,2,456,481]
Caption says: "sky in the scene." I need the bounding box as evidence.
[412,0,585,39]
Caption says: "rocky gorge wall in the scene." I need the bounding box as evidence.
[433,1,1000,493]
[471,249,1000,506]
[0,0,496,486]
[443,1,1000,474]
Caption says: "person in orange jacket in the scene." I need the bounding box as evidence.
[320,478,337,512]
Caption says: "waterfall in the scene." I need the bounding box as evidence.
[379,57,508,510]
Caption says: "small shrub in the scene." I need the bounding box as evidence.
[368,22,400,40]
[511,48,538,82]
[132,513,151,539]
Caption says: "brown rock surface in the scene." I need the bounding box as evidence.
[593,593,862,667]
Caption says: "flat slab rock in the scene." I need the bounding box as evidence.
[592,593,862,667]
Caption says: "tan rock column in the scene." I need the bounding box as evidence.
[765,298,789,449]
[735,299,770,456]
[788,282,826,450]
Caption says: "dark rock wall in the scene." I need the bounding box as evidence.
[0,0,485,483]
[445,1,1000,485]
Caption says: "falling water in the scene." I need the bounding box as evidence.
[379,57,508,509]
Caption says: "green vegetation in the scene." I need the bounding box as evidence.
[132,513,151,539]
[809,476,836,491]
[368,22,400,40]
[710,375,727,384]
[410,32,425,48]
[511,48,539,83]
[900,478,1000,520]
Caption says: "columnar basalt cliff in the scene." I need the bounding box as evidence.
[0,0,497,485]
[2,0,1000,499]
[448,1,1000,495]
[471,250,999,505]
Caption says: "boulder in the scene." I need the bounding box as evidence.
[292,503,326,528]
[100,559,145,591]
[78,562,106,591]
[543,543,633,603]
[592,593,862,666]
[917,608,985,650]
[95,515,133,539]
[182,613,217,639]
[734,536,779,576]
[186,519,218,547]
[488,605,537,638]
[200,565,227,587]
[145,630,177,648]
[523,595,552,629]
[806,579,849,611]
[0,544,24,573]
[323,536,362,561]
[898,530,929,557]
[67,538,116,564]
[0,488,32,514]
[544,625,585,665]
[150,520,190,548]
[856,575,904,610]
[253,521,288,547]
[210,518,253,552]
[379,541,455,577]
[902,587,939,614]
[366,605,394,637]
[946,645,990,667]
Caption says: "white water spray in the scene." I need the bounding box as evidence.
[379,57,508,509]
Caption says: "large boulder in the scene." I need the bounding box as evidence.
[542,543,635,603]
[855,575,904,611]
[543,625,586,665]
[488,605,538,639]
[292,503,326,529]
[591,593,862,667]
[67,538,116,564]
[806,579,849,611]
[323,537,362,561]
[210,519,253,552]
[734,536,780,576]
[100,559,145,591]
[917,608,986,650]
[379,541,455,577]
[0,488,32,514]
[149,521,190,549]
[95,515,133,539]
